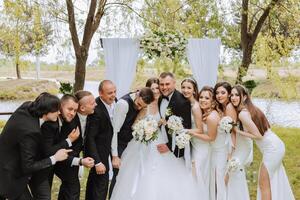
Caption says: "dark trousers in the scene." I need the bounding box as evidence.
[14,188,32,200]
[56,167,80,200]
[29,171,51,200]
[85,169,109,200]
[108,168,119,199]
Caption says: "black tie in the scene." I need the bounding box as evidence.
[162,95,169,101]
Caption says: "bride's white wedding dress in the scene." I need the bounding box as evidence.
[110,111,200,200]
[255,129,295,200]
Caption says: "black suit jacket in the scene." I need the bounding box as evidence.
[54,114,85,180]
[85,97,114,169]
[158,90,191,157]
[0,102,52,199]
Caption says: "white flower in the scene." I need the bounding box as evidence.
[218,116,234,134]
[167,115,184,134]
[175,130,191,149]
[226,157,242,174]
[132,117,159,144]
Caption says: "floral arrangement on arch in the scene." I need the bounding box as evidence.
[140,29,187,60]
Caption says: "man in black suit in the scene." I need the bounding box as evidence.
[0,93,71,200]
[109,87,154,198]
[43,94,94,200]
[85,80,117,200]
[157,72,191,157]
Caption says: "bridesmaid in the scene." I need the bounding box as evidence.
[180,78,209,199]
[194,86,226,200]
[230,85,295,200]
[214,82,251,200]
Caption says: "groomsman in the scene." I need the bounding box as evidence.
[85,80,117,200]
[0,93,71,200]
[157,72,191,157]
[55,92,95,200]
[109,87,154,198]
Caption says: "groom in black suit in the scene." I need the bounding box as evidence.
[157,72,191,157]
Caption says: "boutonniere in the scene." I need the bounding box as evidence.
[165,107,173,117]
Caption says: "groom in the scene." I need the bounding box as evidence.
[157,72,191,157]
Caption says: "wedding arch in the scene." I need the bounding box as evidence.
[102,37,221,98]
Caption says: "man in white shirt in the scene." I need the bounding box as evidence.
[85,80,117,200]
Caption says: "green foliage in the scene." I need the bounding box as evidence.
[59,82,73,95]
[242,80,257,94]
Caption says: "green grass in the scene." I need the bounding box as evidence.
[50,126,300,200]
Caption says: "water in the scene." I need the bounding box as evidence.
[0,81,299,128]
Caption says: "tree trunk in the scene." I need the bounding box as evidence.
[15,55,21,79]
[35,54,40,80]
[73,50,88,92]
[236,44,253,84]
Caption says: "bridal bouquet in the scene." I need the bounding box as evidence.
[226,157,242,174]
[218,116,235,134]
[166,115,184,135]
[175,130,191,149]
[132,116,159,144]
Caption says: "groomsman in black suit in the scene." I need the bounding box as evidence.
[0,93,71,200]
[157,72,191,157]
[109,87,154,198]
[54,93,95,200]
[85,80,117,200]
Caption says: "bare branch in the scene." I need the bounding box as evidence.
[66,0,80,52]
[251,0,280,44]
[105,2,160,27]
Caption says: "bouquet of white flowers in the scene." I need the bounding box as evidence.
[226,157,242,174]
[175,130,191,149]
[166,115,184,134]
[132,116,159,144]
[218,116,235,134]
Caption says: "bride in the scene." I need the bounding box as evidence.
[110,78,199,200]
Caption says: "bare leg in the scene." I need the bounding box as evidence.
[259,163,272,200]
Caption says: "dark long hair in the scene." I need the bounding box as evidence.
[145,78,159,88]
[214,81,232,114]
[28,92,60,118]
[181,77,199,100]
[232,85,270,135]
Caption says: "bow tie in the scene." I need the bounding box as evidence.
[162,95,169,101]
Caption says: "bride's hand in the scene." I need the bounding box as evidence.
[158,118,167,127]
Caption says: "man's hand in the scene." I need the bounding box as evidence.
[81,157,95,168]
[95,163,106,175]
[68,127,80,142]
[112,156,121,169]
[54,149,72,161]
[157,144,169,154]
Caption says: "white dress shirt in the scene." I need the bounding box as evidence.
[111,93,136,157]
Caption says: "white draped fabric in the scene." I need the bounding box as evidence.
[102,38,140,98]
[186,38,221,88]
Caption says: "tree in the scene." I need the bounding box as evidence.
[0,0,52,79]
[224,0,300,83]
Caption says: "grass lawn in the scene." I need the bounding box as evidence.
[50,126,300,200]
